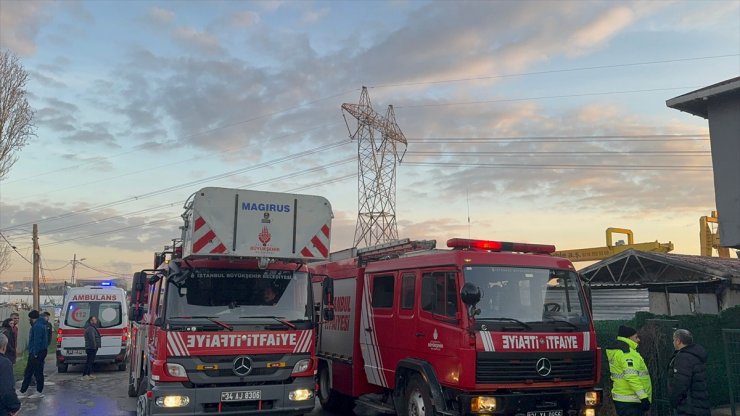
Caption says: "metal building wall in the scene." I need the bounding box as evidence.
[591,288,649,321]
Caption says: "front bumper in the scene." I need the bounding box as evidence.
[143,377,315,415]
[459,387,602,416]
[56,348,128,364]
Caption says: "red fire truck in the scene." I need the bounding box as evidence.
[312,238,602,416]
[128,187,333,416]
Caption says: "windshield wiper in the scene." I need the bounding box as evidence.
[239,316,296,329]
[169,316,233,331]
[543,319,580,330]
[478,317,532,330]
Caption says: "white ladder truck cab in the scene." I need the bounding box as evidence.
[128,187,333,416]
[312,238,602,416]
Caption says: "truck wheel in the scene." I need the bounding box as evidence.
[57,364,68,373]
[136,394,150,416]
[137,376,148,397]
[404,376,433,416]
[318,364,354,413]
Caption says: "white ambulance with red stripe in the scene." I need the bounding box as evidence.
[128,187,333,416]
[56,284,130,372]
[312,238,603,416]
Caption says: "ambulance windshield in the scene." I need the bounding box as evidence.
[463,266,589,330]
[165,269,310,323]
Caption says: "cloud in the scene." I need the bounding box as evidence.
[568,7,635,55]
[0,1,51,55]
[172,26,223,54]
[301,7,330,24]
[147,7,175,25]
[61,123,118,148]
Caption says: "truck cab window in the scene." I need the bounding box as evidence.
[421,272,458,318]
[401,273,415,309]
[371,275,394,308]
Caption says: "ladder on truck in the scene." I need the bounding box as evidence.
[328,238,437,264]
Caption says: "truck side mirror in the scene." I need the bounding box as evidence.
[322,277,335,321]
[460,282,481,306]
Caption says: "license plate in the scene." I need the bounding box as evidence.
[221,390,261,402]
[65,349,86,356]
[527,411,562,416]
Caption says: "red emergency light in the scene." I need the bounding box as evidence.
[446,238,556,254]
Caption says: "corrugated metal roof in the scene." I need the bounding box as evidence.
[580,249,740,285]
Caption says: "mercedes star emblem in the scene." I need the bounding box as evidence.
[536,357,552,377]
[232,356,253,377]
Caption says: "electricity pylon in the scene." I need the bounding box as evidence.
[342,87,407,248]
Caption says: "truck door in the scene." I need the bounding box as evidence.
[396,272,417,361]
[416,270,464,386]
[359,273,396,388]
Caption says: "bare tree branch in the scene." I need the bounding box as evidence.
[0,48,36,179]
[0,48,36,274]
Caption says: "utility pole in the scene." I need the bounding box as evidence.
[32,224,40,310]
[71,254,77,286]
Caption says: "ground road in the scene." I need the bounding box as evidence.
[14,357,381,416]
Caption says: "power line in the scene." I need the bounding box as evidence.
[406,151,710,156]
[406,133,709,142]
[0,231,32,264]
[2,94,354,186]
[9,122,345,201]
[395,86,702,108]
[403,161,712,171]
[1,140,353,232]
[369,54,739,88]
[76,261,130,279]
[38,159,357,248]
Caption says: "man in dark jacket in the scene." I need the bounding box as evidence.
[18,310,48,399]
[668,329,710,416]
[0,319,15,365]
[82,316,101,380]
[0,333,21,415]
[42,311,53,348]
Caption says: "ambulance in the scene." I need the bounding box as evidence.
[56,284,130,373]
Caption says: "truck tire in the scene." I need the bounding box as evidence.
[136,394,150,416]
[57,363,68,373]
[318,364,354,413]
[404,375,433,416]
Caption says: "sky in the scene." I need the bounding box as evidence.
[0,0,738,283]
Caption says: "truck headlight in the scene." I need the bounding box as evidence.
[289,388,314,401]
[166,363,187,378]
[155,395,190,407]
[471,396,497,412]
[585,390,601,406]
[292,359,310,374]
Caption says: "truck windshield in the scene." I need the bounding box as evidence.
[165,268,310,323]
[463,266,589,330]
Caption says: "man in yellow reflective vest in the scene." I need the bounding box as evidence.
[606,325,652,416]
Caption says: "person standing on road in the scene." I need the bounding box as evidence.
[668,329,710,416]
[8,314,18,360]
[18,310,48,399]
[41,312,53,348]
[82,316,101,380]
[606,325,652,416]
[0,319,15,366]
[0,334,21,416]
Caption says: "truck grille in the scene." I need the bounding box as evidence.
[476,351,595,384]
